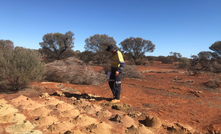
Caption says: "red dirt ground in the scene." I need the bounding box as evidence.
[1,63,221,133]
[68,63,221,133]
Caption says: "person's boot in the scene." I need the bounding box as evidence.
[111,99,120,103]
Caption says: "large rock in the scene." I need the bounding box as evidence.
[145,115,162,128]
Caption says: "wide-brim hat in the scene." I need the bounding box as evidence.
[106,44,116,51]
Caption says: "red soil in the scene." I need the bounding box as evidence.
[1,63,221,133]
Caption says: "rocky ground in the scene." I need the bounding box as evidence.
[0,63,221,134]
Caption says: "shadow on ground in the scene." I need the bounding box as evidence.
[50,92,112,101]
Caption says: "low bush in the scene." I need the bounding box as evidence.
[102,64,141,79]
[178,58,190,69]
[158,56,173,64]
[209,60,221,73]
[122,65,142,78]
[135,58,148,66]
[0,47,45,92]
[44,57,106,85]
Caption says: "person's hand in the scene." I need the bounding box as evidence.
[115,71,119,76]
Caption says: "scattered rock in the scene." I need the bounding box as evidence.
[81,104,102,114]
[145,115,162,129]
[64,130,84,134]
[64,130,73,134]
[207,122,221,134]
[0,99,7,103]
[71,114,97,126]
[56,83,64,88]
[203,80,220,89]
[173,76,183,81]
[47,121,74,133]
[188,91,200,97]
[125,124,153,134]
[5,120,35,134]
[55,103,75,111]
[69,97,77,101]
[112,103,132,112]
[0,113,26,124]
[0,103,18,116]
[127,111,142,118]
[39,93,50,98]
[59,109,80,117]
[86,121,112,134]
[101,102,113,107]
[52,90,65,97]
[11,95,43,110]
[110,114,136,127]
[141,70,179,73]
[24,130,43,134]
[88,94,101,98]
[166,123,192,134]
[61,87,78,92]
[96,109,112,118]
[72,99,91,107]
[34,116,58,127]
[44,97,64,105]
[29,106,51,116]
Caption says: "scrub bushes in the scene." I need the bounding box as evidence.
[44,57,106,85]
[122,65,142,78]
[0,47,45,92]
[178,58,190,69]
[102,64,141,79]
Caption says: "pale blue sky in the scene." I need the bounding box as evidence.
[0,0,220,58]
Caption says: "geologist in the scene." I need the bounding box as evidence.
[106,44,125,103]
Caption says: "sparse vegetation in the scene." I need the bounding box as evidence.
[102,64,141,79]
[0,47,45,92]
[0,39,14,50]
[44,57,106,85]
[178,58,190,69]
[84,34,116,64]
[39,31,75,60]
[158,56,173,64]
[122,65,142,79]
[119,37,155,65]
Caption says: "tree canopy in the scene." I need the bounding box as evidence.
[39,31,74,60]
[119,37,155,64]
[0,39,14,49]
[84,34,116,52]
[84,34,116,64]
[169,52,182,62]
[209,41,221,56]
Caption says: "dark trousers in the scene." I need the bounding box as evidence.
[109,69,122,100]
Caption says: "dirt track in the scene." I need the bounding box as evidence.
[0,64,221,133]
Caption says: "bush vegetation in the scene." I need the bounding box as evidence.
[44,57,106,85]
[178,58,190,69]
[122,65,142,78]
[102,64,141,79]
[0,47,45,92]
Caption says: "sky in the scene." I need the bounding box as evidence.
[0,0,220,58]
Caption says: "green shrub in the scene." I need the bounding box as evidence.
[178,58,190,69]
[0,47,45,92]
[158,56,173,64]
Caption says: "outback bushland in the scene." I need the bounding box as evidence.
[0,46,45,92]
[44,57,107,85]
[1,32,221,90]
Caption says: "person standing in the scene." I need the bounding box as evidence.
[106,44,125,103]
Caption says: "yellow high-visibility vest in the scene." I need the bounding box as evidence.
[110,50,125,68]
